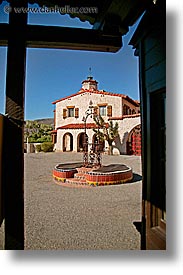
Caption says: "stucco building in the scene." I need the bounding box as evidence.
[52,76,141,155]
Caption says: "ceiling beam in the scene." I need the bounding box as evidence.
[92,0,114,30]
[0,23,122,52]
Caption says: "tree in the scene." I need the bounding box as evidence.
[93,115,119,155]
[24,121,53,143]
[24,121,41,142]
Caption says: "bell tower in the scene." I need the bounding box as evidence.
[81,68,98,90]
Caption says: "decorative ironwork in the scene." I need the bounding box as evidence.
[82,102,102,167]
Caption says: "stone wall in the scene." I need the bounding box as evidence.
[24,143,41,153]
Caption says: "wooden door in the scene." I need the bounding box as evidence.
[127,125,141,156]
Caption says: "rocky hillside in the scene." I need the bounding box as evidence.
[29,118,54,127]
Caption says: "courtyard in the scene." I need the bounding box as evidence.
[0,152,142,250]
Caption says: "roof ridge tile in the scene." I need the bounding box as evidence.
[52,88,138,106]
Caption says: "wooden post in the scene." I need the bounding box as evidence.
[4,0,27,249]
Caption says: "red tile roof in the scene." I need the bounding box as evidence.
[134,100,140,105]
[52,89,139,107]
[57,123,109,130]
[82,79,98,84]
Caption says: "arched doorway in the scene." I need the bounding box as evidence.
[77,132,88,152]
[127,124,141,156]
[63,133,73,152]
[92,134,105,152]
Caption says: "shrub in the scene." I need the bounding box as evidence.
[36,137,46,143]
[35,144,41,152]
[28,137,37,143]
[41,142,54,152]
[46,136,52,142]
[36,136,52,143]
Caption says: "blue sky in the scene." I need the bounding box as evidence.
[0,1,140,120]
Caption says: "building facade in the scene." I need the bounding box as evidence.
[52,76,141,155]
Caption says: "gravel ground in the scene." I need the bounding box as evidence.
[0,152,142,250]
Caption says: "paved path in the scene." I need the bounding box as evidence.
[0,152,142,250]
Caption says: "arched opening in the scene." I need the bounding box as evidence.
[63,133,73,152]
[77,132,88,152]
[92,133,105,152]
[127,124,141,156]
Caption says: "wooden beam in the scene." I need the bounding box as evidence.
[92,0,114,30]
[0,23,122,52]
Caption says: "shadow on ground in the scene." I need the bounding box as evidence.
[131,173,142,183]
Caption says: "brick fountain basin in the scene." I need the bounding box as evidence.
[53,163,133,187]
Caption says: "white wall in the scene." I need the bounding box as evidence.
[54,90,140,154]
[56,116,140,154]
[114,116,141,154]
[55,92,123,129]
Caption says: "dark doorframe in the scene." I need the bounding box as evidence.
[4,0,27,249]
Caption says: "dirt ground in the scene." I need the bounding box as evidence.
[0,152,142,250]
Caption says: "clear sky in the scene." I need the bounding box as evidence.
[0,1,140,120]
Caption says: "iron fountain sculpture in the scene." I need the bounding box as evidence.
[53,102,133,187]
